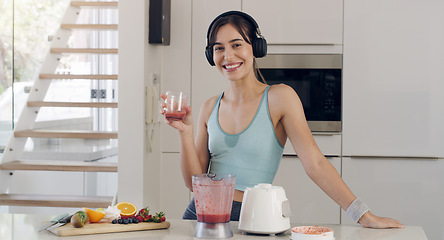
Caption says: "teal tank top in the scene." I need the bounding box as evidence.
[207,86,284,191]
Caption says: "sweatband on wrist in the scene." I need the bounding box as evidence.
[345,198,370,223]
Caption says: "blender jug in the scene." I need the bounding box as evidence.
[192,173,235,238]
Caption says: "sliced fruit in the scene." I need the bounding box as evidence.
[96,208,105,214]
[85,208,105,223]
[116,202,138,217]
[71,211,88,228]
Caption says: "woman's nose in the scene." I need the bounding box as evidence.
[224,48,234,61]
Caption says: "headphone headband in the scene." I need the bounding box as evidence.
[206,11,262,44]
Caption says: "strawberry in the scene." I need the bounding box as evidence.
[136,216,143,222]
[139,207,150,219]
[144,214,152,222]
[160,216,166,222]
[151,212,165,223]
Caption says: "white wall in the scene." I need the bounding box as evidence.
[118,0,162,211]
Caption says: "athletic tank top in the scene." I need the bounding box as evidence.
[207,86,284,191]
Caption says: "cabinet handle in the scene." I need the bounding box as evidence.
[282,154,340,158]
[349,155,440,160]
[312,133,337,136]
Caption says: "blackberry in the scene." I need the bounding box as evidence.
[112,219,117,224]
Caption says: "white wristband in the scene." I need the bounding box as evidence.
[345,198,370,223]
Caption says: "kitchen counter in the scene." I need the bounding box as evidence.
[0,213,428,240]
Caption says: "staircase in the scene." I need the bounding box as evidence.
[0,1,119,210]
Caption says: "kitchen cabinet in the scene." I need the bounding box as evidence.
[341,157,444,240]
[161,0,192,153]
[160,153,191,219]
[342,0,444,157]
[273,156,341,224]
[283,133,341,157]
[190,0,236,131]
[242,0,343,45]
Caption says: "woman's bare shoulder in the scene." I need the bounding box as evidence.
[199,94,220,120]
[267,84,304,117]
[268,84,300,101]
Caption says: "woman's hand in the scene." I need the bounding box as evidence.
[160,93,193,132]
[358,211,405,229]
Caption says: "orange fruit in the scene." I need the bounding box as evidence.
[85,208,105,223]
[116,202,137,217]
[96,208,105,214]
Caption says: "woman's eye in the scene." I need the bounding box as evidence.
[233,43,241,48]
[214,46,224,51]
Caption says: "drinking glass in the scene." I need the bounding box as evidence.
[164,91,187,121]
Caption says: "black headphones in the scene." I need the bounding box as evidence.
[205,11,267,66]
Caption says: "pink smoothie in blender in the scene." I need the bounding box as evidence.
[192,173,235,238]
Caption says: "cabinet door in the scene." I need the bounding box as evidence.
[191,0,238,128]
[160,153,191,219]
[161,0,192,153]
[283,133,341,157]
[273,156,341,224]
[342,157,444,240]
[343,0,444,157]
[242,0,343,44]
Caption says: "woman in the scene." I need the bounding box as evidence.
[162,11,403,228]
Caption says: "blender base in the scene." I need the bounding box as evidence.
[194,222,233,239]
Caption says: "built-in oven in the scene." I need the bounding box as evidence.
[257,54,342,132]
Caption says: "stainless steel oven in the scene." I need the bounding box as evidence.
[257,54,342,132]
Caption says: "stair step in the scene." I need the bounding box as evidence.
[39,74,118,80]
[27,101,118,108]
[14,130,118,139]
[71,1,118,8]
[0,160,117,172]
[51,48,118,54]
[0,194,112,208]
[61,24,118,30]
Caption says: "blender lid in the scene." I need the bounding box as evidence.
[247,183,283,192]
[206,173,235,181]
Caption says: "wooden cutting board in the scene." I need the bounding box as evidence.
[49,221,170,236]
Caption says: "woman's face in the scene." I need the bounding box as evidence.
[212,24,255,82]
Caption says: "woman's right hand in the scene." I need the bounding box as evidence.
[358,211,404,229]
[160,93,193,132]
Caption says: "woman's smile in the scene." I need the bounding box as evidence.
[223,62,243,72]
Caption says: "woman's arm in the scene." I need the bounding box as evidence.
[161,94,214,190]
[269,85,403,228]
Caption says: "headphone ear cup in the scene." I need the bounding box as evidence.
[205,46,215,66]
[252,38,267,58]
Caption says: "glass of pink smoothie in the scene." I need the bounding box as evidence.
[164,91,187,121]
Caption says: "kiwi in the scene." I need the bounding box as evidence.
[71,211,88,228]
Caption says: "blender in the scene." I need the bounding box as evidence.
[192,173,236,239]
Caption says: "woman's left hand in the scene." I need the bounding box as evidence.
[358,211,405,229]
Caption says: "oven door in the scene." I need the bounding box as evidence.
[257,54,342,132]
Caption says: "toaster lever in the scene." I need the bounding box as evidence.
[282,199,292,218]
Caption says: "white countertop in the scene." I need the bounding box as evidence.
[0,213,428,240]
